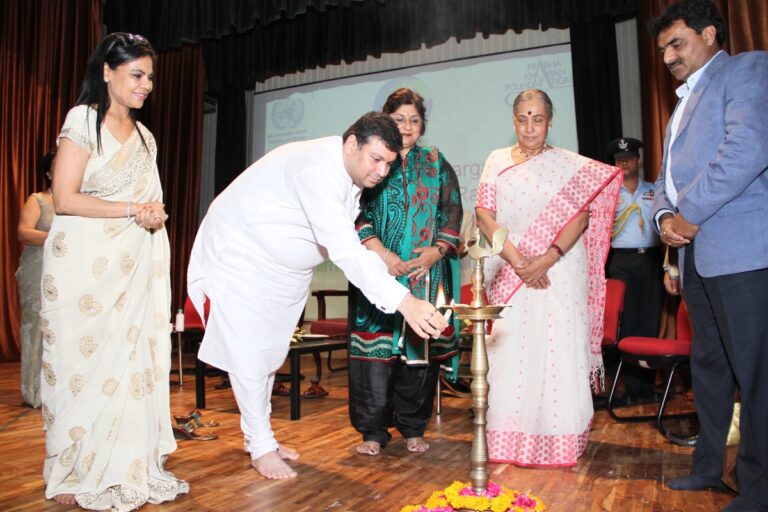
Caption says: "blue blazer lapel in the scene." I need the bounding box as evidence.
[673,52,730,141]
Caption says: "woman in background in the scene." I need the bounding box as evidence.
[39,32,188,509]
[349,88,462,456]
[476,89,620,467]
[16,151,56,408]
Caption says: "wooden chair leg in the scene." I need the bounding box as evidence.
[436,375,442,415]
[195,356,206,409]
[312,352,322,382]
[327,349,349,372]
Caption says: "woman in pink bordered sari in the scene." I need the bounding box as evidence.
[476,89,621,467]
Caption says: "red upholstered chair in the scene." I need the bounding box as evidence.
[307,289,349,372]
[184,295,208,330]
[602,278,626,349]
[607,300,696,444]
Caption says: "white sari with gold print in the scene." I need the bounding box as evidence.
[40,105,188,510]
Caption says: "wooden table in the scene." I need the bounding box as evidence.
[287,338,348,420]
[195,337,348,420]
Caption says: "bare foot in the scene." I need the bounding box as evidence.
[356,440,381,456]
[251,450,297,479]
[277,444,299,461]
[406,437,430,453]
[53,494,77,505]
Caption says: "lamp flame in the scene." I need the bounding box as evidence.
[435,284,446,308]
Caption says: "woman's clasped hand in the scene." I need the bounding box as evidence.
[133,201,168,230]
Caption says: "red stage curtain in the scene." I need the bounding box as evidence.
[0,0,102,361]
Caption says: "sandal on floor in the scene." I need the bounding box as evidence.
[301,381,328,399]
[272,382,291,396]
[214,378,232,390]
[173,410,220,428]
[173,421,218,441]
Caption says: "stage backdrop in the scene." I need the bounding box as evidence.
[249,43,577,318]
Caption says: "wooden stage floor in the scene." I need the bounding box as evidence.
[0,355,733,511]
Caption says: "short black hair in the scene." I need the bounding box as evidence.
[649,0,726,47]
[41,151,55,185]
[382,87,427,136]
[343,112,403,154]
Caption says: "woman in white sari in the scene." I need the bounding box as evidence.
[39,33,188,509]
[476,89,621,467]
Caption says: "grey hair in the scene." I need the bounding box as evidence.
[512,89,554,119]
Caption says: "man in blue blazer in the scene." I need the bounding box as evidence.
[650,1,768,510]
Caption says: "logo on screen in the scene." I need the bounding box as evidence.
[374,78,433,117]
[271,97,305,129]
[504,58,573,106]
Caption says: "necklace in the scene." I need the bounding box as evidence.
[513,143,547,159]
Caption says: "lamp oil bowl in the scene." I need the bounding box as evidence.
[443,303,506,321]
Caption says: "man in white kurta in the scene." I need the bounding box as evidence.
[188,113,446,479]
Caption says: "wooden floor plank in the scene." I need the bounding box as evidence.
[0,356,732,511]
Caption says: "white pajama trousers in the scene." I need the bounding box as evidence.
[229,371,280,460]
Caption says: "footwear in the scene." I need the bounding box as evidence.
[214,378,231,390]
[173,410,219,428]
[301,380,328,399]
[667,434,698,448]
[668,474,729,491]
[172,421,218,441]
[721,496,768,511]
[272,382,291,396]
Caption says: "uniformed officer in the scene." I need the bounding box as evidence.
[605,137,664,404]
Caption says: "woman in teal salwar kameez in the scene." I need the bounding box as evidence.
[349,88,463,455]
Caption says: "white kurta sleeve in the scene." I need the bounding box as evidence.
[292,166,409,314]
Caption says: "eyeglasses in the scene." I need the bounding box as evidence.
[391,114,422,127]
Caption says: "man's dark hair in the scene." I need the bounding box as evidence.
[649,0,726,47]
[342,112,403,154]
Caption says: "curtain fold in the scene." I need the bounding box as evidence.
[211,90,247,195]
[570,16,624,162]
[103,0,373,51]
[109,0,636,90]
[139,45,206,312]
[0,0,102,361]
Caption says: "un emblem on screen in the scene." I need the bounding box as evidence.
[271,97,304,129]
